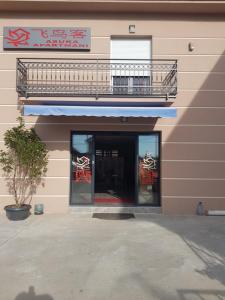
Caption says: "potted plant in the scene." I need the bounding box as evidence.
[0,117,48,220]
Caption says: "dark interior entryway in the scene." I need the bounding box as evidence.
[94,135,136,205]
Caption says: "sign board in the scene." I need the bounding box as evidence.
[3,27,91,50]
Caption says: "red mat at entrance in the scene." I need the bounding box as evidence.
[95,198,133,204]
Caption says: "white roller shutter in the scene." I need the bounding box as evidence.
[110,38,151,77]
[111,38,151,60]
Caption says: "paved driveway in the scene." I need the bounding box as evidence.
[0,214,225,300]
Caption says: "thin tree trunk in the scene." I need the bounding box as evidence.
[13,166,18,207]
[21,167,29,204]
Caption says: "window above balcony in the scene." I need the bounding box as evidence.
[16,58,177,100]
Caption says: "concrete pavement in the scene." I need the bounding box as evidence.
[0,214,225,300]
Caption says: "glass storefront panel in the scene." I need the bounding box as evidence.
[70,134,93,204]
[70,132,160,206]
[138,134,160,205]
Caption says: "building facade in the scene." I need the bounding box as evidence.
[0,0,225,215]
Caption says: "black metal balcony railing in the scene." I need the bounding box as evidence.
[17,58,177,99]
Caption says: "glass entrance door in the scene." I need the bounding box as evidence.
[138,134,160,205]
[70,132,160,206]
[70,134,94,204]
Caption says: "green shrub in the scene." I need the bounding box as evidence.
[0,117,48,207]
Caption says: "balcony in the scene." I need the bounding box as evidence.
[17,58,177,99]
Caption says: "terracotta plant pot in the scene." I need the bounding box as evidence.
[4,204,31,221]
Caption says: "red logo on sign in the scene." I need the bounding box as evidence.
[5,28,30,47]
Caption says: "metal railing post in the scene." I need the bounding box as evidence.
[16,58,19,94]
[96,58,99,99]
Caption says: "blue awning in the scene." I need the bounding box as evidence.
[24,105,177,118]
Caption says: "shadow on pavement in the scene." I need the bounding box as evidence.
[15,286,53,300]
[140,215,225,287]
[177,289,225,300]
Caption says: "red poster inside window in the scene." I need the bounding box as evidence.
[139,167,158,185]
[139,153,158,185]
[73,156,91,183]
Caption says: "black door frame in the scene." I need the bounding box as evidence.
[70,131,161,207]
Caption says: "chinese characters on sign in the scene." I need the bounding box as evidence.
[3,27,91,50]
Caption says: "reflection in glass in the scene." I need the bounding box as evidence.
[138,135,160,205]
[71,135,93,204]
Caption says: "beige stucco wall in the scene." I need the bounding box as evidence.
[0,12,225,215]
